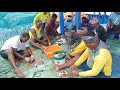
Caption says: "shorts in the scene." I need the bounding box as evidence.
[77,61,111,78]
[0,50,24,60]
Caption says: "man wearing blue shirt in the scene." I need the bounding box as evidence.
[64,15,76,45]
[64,15,76,31]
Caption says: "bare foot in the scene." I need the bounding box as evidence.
[14,69,26,78]
[52,63,61,71]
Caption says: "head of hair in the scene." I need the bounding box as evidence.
[83,30,96,37]
[36,19,42,24]
[68,15,72,17]
[20,32,29,38]
[52,13,57,19]
[82,17,87,20]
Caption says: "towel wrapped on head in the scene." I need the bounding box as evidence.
[82,34,99,43]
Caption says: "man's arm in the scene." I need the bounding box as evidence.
[72,26,76,30]
[26,47,33,55]
[55,21,59,29]
[12,48,25,59]
[41,28,50,43]
[70,40,87,56]
[64,26,68,31]
[78,54,108,77]
[74,48,89,67]
[30,29,42,43]
[72,20,76,30]
[64,21,68,31]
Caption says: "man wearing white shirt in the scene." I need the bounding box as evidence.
[0,32,35,78]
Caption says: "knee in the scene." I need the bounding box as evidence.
[7,49,14,55]
[23,50,31,57]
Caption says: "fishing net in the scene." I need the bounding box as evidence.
[106,39,120,56]
[0,12,37,48]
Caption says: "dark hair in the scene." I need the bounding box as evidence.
[21,32,29,38]
[82,17,87,20]
[68,15,72,17]
[52,14,57,18]
[82,17,89,23]
[83,30,96,37]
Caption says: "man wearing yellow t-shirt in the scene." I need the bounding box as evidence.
[70,31,112,78]
[29,20,50,49]
[33,12,51,29]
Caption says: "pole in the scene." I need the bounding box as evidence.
[59,12,64,35]
[75,12,80,32]
[75,12,81,40]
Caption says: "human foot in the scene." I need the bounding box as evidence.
[52,63,61,71]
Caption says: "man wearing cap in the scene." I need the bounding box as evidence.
[90,17,107,42]
[70,31,112,78]
[29,19,50,49]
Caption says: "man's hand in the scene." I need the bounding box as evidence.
[29,55,35,63]
[25,57,31,62]
[71,70,79,76]
[49,42,51,45]
[70,64,77,71]
[107,20,114,29]
[56,33,61,36]
[83,27,88,31]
